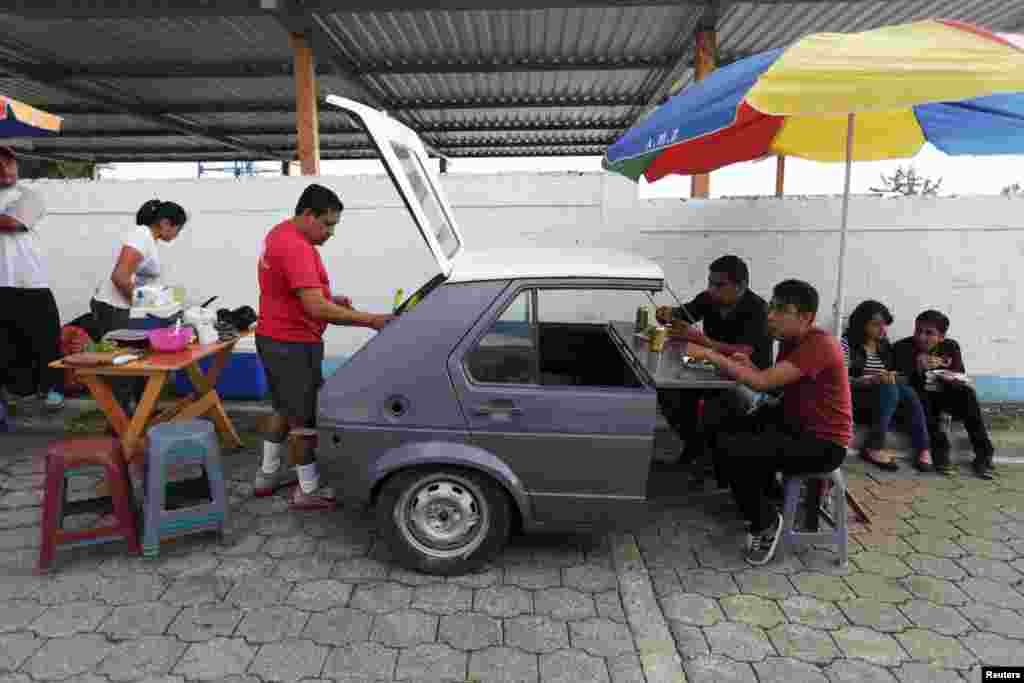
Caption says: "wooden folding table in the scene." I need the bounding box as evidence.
[51,334,248,463]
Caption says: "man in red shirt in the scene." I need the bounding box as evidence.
[685,279,852,565]
[255,184,395,510]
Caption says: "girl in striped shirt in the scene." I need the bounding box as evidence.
[842,300,932,472]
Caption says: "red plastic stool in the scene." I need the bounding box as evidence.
[37,437,141,574]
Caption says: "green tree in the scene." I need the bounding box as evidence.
[869,165,943,196]
[16,157,97,180]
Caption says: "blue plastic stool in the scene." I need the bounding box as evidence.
[142,419,228,558]
[780,468,848,566]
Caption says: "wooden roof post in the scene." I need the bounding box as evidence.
[775,155,786,197]
[691,25,717,199]
[290,31,320,176]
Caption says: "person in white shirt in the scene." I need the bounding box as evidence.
[0,145,65,412]
[90,198,188,409]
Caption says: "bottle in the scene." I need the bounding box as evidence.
[393,288,404,313]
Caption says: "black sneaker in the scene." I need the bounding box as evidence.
[746,512,783,566]
[972,459,996,480]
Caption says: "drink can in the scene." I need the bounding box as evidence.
[650,325,668,352]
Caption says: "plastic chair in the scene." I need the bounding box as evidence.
[780,468,848,566]
[142,419,228,558]
[38,437,140,574]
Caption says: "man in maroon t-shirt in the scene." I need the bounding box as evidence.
[685,279,852,566]
[255,184,395,510]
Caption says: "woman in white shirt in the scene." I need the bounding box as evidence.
[90,199,187,336]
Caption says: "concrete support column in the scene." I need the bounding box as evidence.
[691,27,717,199]
[290,32,320,176]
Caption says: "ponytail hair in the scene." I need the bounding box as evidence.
[136,199,188,228]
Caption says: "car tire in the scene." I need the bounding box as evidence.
[377,467,511,576]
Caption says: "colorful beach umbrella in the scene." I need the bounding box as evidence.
[603,19,1024,331]
[0,95,62,138]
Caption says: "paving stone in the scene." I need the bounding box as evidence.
[0,527,37,550]
[395,643,467,682]
[505,615,569,654]
[899,600,972,636]
[446,567,502,589]
[903,555,967,581]
[594,590,627,624]
[956,556,1022,582]
[99,636,186,682]
[695,545,750,572]
[317,537,372,562]
[960,577,1024,608]
[959,602,1024,638]
[161,574,232,606]
[567,617,634,658]
[439,613,502,651]
[255,514,302,537]
[386,567,437,587]
[25,633,111,680]
[733,571,796,599]
[349,582,412,614]
[275,555,335,582]
[172,637,256,680]
[503,565,561,590]
[854,533,915,557]
[909,503,962,522]
[838,598,911,633]
[148,549,222,578]
[263,533,318,558]
[236,606,309,643]
[957,537,1016,560]
[955,518,1014,540]
[676,568,738,597]
[324,642,397,680]
[288,579,354,612]
[840,572,908,604]
[668,621,709,659]
[891,663,964,683]
[766,623,841,664]
[332,557,391,582]
[704,621,774,662]
[169,604,244,642]
[540,648,609,683]
[720,594,786,628]
[563,564,618,593]
[780,596,849,630]
[961,632,1020,667]
[683,655,757,683]
[100,602,181,637]
[30,573,103,604]
[852,552,913,578]
[649,567,684,596]
[302,607,373,645]
[249,640,328,682]
[410,583,473,615]
[791,573,856,602]
[823,659,898,683]
[226,576,292,608]
[0,632,42,672]
[29,600,110,637]
[831,627,908,666]
[907,517,960,538]
[904,535,966,559]
[0,509,40,531]
[894,628,976,669]
[659,592,723,626]
[371,608,438,647]
[468,646,538,683]
[535,588,596,621]
[608,652,645,683]
[0,601,45,633]
[97,572,168,604]
[213,531,266,556]
[899,575,970,606]
[754,657,829,683]
[475,585,532,617]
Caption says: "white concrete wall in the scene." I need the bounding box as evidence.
[22,172,1024,378]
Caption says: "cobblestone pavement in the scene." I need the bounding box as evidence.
[1,432,1022,682]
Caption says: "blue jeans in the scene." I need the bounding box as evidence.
[855,383,929,452]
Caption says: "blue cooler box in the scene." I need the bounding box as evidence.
[174,351,269,400]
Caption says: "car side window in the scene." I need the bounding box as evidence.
[464,290,537,384]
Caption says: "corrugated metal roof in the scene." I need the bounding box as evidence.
[0,3,1020,163]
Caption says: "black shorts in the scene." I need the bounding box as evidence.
[256,335,324,426]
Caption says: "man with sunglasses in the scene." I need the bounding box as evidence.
[655,255,772,470]
[685,280,852,565]
[254,183,396,510]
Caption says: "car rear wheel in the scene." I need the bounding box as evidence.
[377,467,511,576]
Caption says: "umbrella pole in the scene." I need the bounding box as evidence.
[833,113,855,336]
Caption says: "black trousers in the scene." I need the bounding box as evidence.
[0,287,63,396]
[657,386,756,459]
[920,383,993,467]
[716,403,847,533]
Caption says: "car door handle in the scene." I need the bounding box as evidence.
[473,402,523,416]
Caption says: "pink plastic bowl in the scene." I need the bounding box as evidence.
[148,327,192,353]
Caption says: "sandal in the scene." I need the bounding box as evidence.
[859,449,899,471]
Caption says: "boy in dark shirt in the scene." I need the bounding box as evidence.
[654,255,771,470]
[891,310,995,479]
